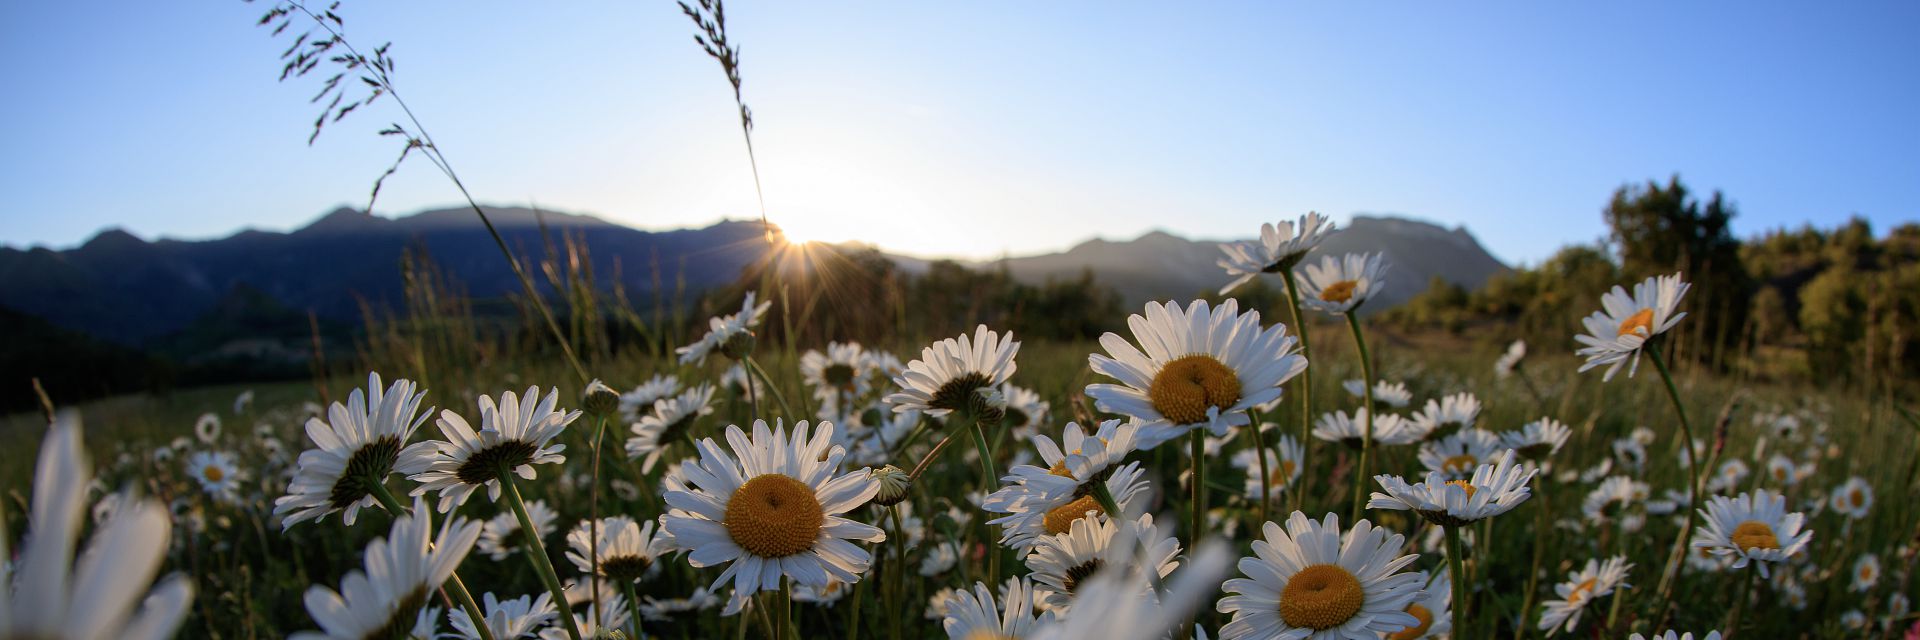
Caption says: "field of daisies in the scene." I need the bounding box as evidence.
[6,210,1918,640]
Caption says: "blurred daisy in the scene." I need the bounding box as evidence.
[1345,379,1413,408]
[275,373,439,529]
[1371,450,1536,527]
[1312,408,1417,449]
[410,386,579,512]
[1086,299,1307,449]
[1297,252,1390,315]
[1629,633,1722,640]
[1707,459,1750,494]
[446,592,557,640]
[1829,477,1872,519]
[639,587,722,622]
[1537,556,1631,635]
[1216,212,1337,295]
[1233,433,1305,501]
[1494,339,1527,378]
[1417,429,1501,480]
[618,374,680,422]
[1841,610,1867,631]
[1215,511,1423,640]
[1692,489,1812,577]
[1581,476,1649,529]
[1574,273,1689,381]
[920,542,959,576]
[565,516,665,583]
[942,576,1054,639]
[0,412,193,640]
[1612,437,1648,472]
[1850,553,1880,593]
[886,325,1020,418]
[233,389,255,415]
[291,496,482,640]
[719,363,752,395]
[626,383,716,473]
[676,291,772,365]
[1501,418,1571,462]
[985,421,1150,551]
[1026,513,1180,614]
[1000,383,1051,441]
[801,341,873,405]
[541,596,630,640]
[1030,539,1234,640]
[1765,455,1798,486]
[1382,570,1452,640]
[194,412,221,444]
[1410,393,1481,441]
[792,580,852,606]
[186,450,245,500]
[477,499,558,561]
[661,420,885,613]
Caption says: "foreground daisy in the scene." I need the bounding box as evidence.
[984,420,1151,550]
[1383,571,1451,640]
[478,499,560,561]
[1296,252,1389,316]
[1574,272,1689,380]
[661,420,885,613]
[1692,489,1812,577]
[0,412,193,640]
[275,372,438,528]
[1026,513,1180,613]
[410,386,579,512]
[1087,299,1308,449]
[292,496,482,640]
[1216,212,1337,295]
[1537,556,1632,635]
[447,592,558,640]
[1216,511,1424,640]
[1370,450,1536,527]
[885,325,1020,418]
[941,576,1054,639]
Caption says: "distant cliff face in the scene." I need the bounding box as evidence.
[991,215,1509,310]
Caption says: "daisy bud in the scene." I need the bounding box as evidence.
[870,465,912,506]
[970,387,1007,426]
[719,330,757,360]
[582,379,621,418]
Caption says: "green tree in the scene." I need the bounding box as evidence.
[1603,176,1755,366]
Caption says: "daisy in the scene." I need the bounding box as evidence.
[477,499,559,561]
[676,291,773,365]
[1416,429,1501,480]
[186,450,246,500]
[1086,299,1307,449]
[410,386,578,512]
[1850,553,1880,593]
[1581,476,1649,529]
[446,592,558,640]
[1830,477,1872,519]
[1707,459,1750,494]
[1216,212,1337,295]
[194,412,221,444]
[801,341,873,404]
[1383,571,1452,640]
[565,516,666,583]
[1215,511,1424,640]
[275,373,440,528]
[792,579,853,606]
[291,496,482,640]
[1312,409,1417,449]
[1026,513,1180,614]
[1501,418,1571,462]
[639,588,722,622]
[985,421,1151,551]
[1691,489,1812,577]
[0,412,193,640]
[1344,379,1412,408]
[1029,539,1235,640]
[540,596,630,640]
[886,325,1020,419]
[1841,610,1867,631]
[1612,437,1648,472]
[1000,383,1051,441]
[618,374,680,422]
[942,576,1054,639]
[1574,273,1689,380]
[1629,633,1723,640]
[1537,556,1631,635]
[1370,450,1536,527]
[920,542,959,576]
[1296,252,1389,315]
[661,419,885,613]
[626,384,716,473]
[720,363,752,395]
[1494,340,1527,378]
[1233,433,1306,500]
[1410,393,1481,441]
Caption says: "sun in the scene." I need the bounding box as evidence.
[773,215,828,246]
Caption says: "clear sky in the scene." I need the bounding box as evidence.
[1,1,1915,265]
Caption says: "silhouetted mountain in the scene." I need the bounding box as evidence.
[990,215,1509,311]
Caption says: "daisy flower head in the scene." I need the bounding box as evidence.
[194,412,221,444]
[618,373,680,422]
[1025,513,1180,614]
[1382,571,1451,640]
[1692,489,1812,577]
[886,325,1020,419]
[801,341,872,404]
[446,592,557,640]
[1234,433,1306,500]
[1765,454,1798,486]
[626,383,717,473]
[1,412,194,640]
[477,499,558,561]
[1216,212,1337,295]
[1215,511,1424,640]
[660,419,886,613]
[1410,393,1481,441]
[186,450,246,501]
[1000,383,1051,440]
[291,496,482,640]
[541,595,630,640]
[1630,633,1723,640]
[985,446,1151,552]
[1850,553,1880,593]
[1296,252,1389,316]
[1581,476,1649,528]
[275,373,440,529]
[1537,556,1632,635]
[1086,299,1307,450]
[1829,476,1872,519]
[941,576,1055,639]
[1417,429,1501,480]
[1501,418,1572,462]
[677,290,773,365]
[1494,339,1527,378]
[565,516,666,583]
[1030,539,1235,640]
[409,386,579,512]
[1707,459,1750,494]
[1574,272,1689,381]
[639,587,722,622]
[1370,449,1536,527]
[1312,408,1417,449]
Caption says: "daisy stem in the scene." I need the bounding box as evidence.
[1445,525,1467,639]
[972,414,1000,585]
[498,467,584,640]
[779,577,794,640]
[1280,269,1314,512]
[590,414,607,619]
[1645,339,1704,614]
[365,480,496,640]
[743,356,795,419]
[621,580,646,639]
[909,428,963,481]
[887,506,907,640]
[1091,482,1125,527]
[1517,491,1550,640]
[1189,429,1207,562]
[1250,412,1272,525]
[1727,565,1757,635]
[1345,312,1377,524]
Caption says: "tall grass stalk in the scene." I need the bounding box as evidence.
[1280,271,1315,513]
[1345,312,1377,522]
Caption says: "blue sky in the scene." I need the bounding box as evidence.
[1,2,1915,265]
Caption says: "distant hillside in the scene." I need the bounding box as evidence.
[992,215,1509,310]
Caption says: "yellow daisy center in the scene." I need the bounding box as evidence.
[1849,488,1866,507]
[1616,308,1655,337]
[1269,460,1299,488]
[1730,520,1781,552]
[1043,495,1104,535]
[1860,565,1876,580]
[1568,577,1599,603]
[203,465,225,482]
[1441,454,1478,474]
[724,474,824,558]
[1446,480,1478,499]
[963,631,1016,640]
[1320,280,1359,304]
[1280,564,1366,631]
[1149,355,1242,425]
[1386,603,1435,640]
